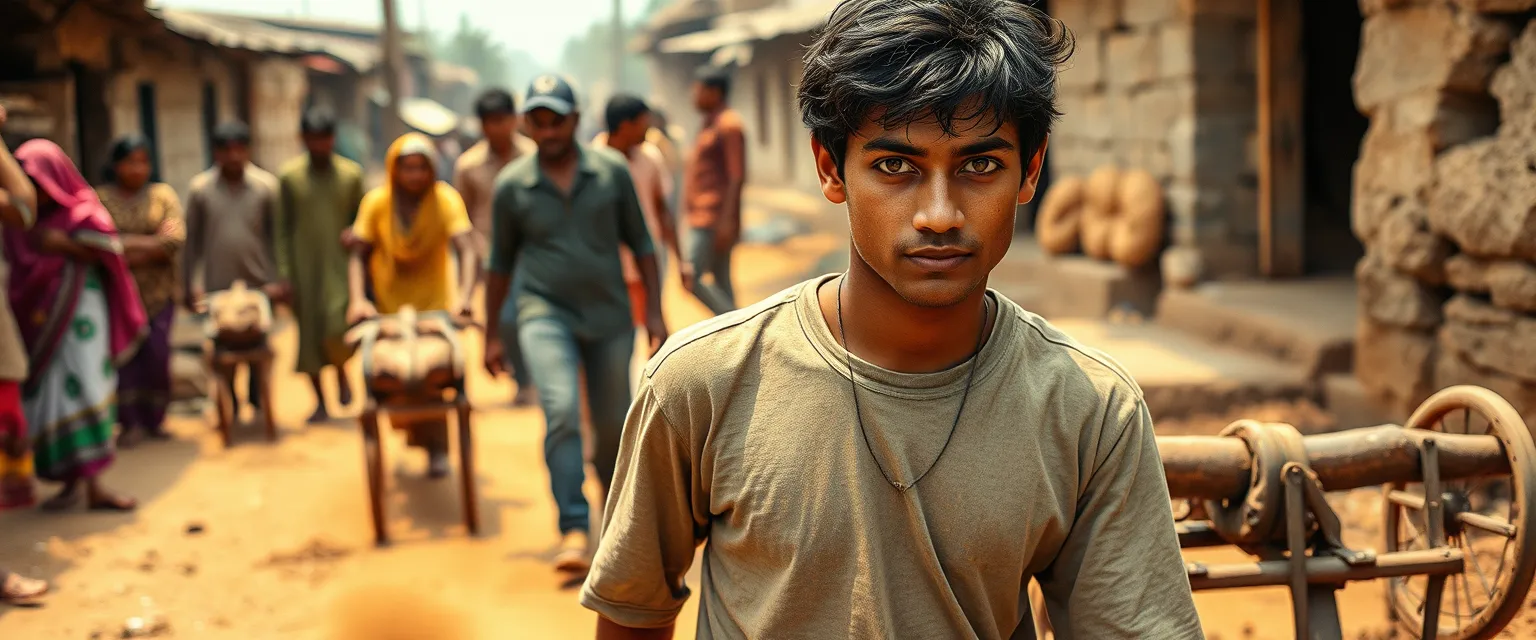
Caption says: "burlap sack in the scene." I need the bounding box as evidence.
[1035,175,1085,255]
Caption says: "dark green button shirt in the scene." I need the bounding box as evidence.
[489,145,655,339]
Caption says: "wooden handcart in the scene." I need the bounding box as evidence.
[347,307,479,546]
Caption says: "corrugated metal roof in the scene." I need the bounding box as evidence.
[655,0,836,54]
[152,8,423,73]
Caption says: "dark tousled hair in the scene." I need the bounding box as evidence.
[211,121,251,149]
[301,107,338,135]
[694,65,732,99]
[797,0,1073,174]
[604,94,651,133]
[104,134,152,182]
[475,89,517,120]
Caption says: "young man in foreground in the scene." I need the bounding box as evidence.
[580,0,1204,638]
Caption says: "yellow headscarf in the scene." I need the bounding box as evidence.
[360,133,469,313]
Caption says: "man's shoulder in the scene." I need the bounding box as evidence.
[455,141,488,172]
[187,169,217,194]
[997,292,1144,410]
[276,156,307,179]
[586,145,631,174]
[642,280,807,393]
[718,109,746,131]
[246,164,280,187]
[333,156,365,179]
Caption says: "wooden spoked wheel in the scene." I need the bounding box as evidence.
[1385,386,1536,639]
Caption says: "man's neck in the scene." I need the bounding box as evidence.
[605,136,634,157]
[488,137,514,160]
[218,166,245,186]
[819,255,993,374]
[538,144,578,173]
[309,154,332,171]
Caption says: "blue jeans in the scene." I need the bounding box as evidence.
[686,226,737,315]
[497,294,532,389]
[518,317,635,534]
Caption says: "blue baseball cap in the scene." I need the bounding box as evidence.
[523,74,578,115]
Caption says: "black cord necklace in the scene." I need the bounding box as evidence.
[835,275,990,493]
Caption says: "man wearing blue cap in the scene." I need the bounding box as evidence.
[483,74,669,573]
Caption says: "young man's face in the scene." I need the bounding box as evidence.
[613,112,651,150]
[692,82,721,112]
[395,154,435,196]
[813,112,1046,308]
[525,108,578,161]
[480,112,517,148]
[214,142,250,174]
[303,132,335,158]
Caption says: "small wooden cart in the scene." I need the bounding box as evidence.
[201,281,277,447]
[348,308,479,546]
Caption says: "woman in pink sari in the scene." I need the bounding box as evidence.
[5,139,146,511]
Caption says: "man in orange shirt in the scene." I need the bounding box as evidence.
[681,66,746,316]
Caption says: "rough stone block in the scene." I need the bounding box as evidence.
[1375,204,1452,284]
[1180,0,1257,20]
[1358,0,1412,16]
[1356,318,1437,418]
[1160,21,1194,80]
[1354,6,1512,114]
[1488,261,1536,313]
[1388,91,1500,151]
[1445,254,1492,293]
[1056,0,1123,30]
[1428,139,1536,261]
[1134,84,1189,143]
[1352,190,1422,246]
[1125,0,1183,26]
[1192,113,1256,184]
[1442,295,1536,380]
[1433,350,1536,429]
[1353,119,1436,208]
[1106,30,1161,90]
[1357,253,1447,329]
[1450,0,1536,12]
[1060,32,1104,90]
[1491,23,1536,137]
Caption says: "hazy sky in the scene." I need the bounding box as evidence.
[153,0,645,67]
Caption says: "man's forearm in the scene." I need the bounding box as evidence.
[0,139,35,229]
[596,617,674,640]
[483,272,511,333]
[347,249,370,305]
[723,182,744,232]
[638,254,663,317]
[454,237,478,312]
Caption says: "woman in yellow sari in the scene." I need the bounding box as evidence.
[346,133,477,478]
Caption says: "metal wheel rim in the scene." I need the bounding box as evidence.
[1384,385,1536,640]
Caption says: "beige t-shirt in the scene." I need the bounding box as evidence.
[618,142,673,283]
[581,275,1203,639]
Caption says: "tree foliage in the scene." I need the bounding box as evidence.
[432,14,515,89]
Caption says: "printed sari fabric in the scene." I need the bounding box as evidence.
[26,270,118,482]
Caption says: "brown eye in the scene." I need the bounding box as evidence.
[875,158,914,175]
[962,158,1001,174]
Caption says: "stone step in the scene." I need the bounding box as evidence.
[1050,318,1315,424]
[995,238,1161,319]
[1155,277,1358,380]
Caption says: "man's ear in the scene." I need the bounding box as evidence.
[811,136,846,205]
[1017,135,1049,205]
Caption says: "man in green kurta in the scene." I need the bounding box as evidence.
[274,108,365,423]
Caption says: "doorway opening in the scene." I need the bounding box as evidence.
[1299,0,1367,275]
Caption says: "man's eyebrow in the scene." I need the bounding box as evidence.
[862,137,926,156]
[957,138,1015,155]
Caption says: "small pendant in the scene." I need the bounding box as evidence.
[892,481,909,492]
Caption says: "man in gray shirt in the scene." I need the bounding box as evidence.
[483,75,668,574]
[183,121,279,415]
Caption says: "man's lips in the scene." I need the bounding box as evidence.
[904,247,973,271]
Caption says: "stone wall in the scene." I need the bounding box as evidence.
[1353,1,1536,425]
[1050,0,1260,281]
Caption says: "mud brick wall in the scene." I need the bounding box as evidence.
[1353,1,1536,425]
[1050,0,1261,280]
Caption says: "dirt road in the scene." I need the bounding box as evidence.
[0,220,1519,638]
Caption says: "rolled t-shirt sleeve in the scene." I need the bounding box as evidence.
[1037,395,1205,639]
[487,180,520,275]
[581,381,704,628]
